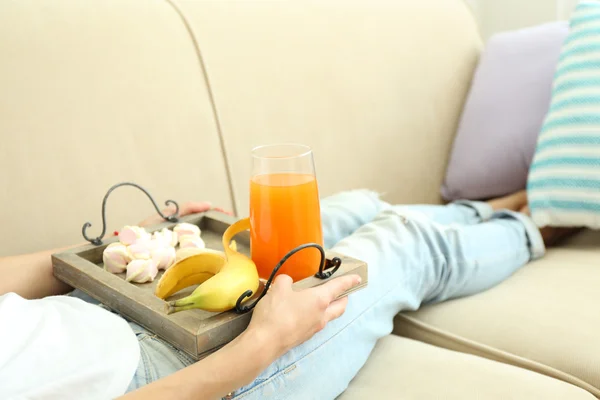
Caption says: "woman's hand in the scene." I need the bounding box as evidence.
[246,273,361,360]
[120,274,361,400]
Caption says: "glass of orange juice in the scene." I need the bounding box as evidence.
[249,143,324,282]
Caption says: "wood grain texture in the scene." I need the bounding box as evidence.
[53,211,367,359]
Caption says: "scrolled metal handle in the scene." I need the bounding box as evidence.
[82,182,179,245]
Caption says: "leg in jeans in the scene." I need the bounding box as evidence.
[229,203,544,399]
[391,190,528,228]
[125,191,541,396]
[320,190,493,249]
[391,200,492,226]
[320,190,386,249]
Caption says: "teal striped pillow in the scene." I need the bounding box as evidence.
[528,1,600,228]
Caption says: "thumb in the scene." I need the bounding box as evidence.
[316,274,361,303]
[271,274,293,294]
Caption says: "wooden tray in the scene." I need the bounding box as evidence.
[52,211,368,360]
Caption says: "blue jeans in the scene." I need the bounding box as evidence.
[125,190,545,398]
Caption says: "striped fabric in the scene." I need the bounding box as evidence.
[528,1,600,228]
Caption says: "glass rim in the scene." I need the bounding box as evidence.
[251,143,313,160]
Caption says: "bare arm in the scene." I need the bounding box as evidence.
[120,328,275,400]
[120,274,361,400]
[0,202,217,300]
[0,248,74,299]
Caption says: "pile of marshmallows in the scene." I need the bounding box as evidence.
[102,222,205,283]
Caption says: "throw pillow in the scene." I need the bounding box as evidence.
[441,21,569,201]
[527,1,600,228]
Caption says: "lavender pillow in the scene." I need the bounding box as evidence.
[441,22,569,201]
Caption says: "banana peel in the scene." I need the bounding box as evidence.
[164,218,259,314]
[155,242,237,299]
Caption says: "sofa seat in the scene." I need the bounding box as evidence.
[395,229,600,397]
[339,335,594,399]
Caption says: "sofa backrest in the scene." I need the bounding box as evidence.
[176,0,483,216]
[0,0,481,256]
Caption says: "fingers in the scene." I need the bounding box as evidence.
[137,215,161,228]
[212,206,234,216]
[138,201,214,227]
[178,201,212,216]
[316,274,361,303]
[324,296,349,323]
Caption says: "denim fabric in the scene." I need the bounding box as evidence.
[121,191,544,399]
[125,321,196,392]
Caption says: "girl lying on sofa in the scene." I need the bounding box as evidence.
[0,190,575,400]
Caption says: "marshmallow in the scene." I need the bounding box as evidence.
[173,223,201,238]
[126,259,158,283]
[127,240,152,260]
[178,234,205,249]
[149,237,168,251]
[118,225,151,246]
[102,242,131,273]
[152,228,178,248]
[152,246,177,270]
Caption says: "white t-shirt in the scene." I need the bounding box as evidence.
[0,293,139,400]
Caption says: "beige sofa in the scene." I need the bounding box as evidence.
[1,0,599,398]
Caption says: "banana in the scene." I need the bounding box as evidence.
[175,247,210,262]
[166,218,259,314]
[155,241,238,299]
[155,252,223,299]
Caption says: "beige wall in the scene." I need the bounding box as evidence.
[466,0,579,41]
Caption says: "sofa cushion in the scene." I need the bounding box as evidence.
[395,229,600,396]
[441,21,568,201]
[528,1,600,229]
[339,335,594,399]
[174,0,482,216]
[0,0,233,256]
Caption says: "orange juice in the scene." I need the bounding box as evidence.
[250,173,323,282]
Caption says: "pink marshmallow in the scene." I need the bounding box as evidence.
[118,226,151,246]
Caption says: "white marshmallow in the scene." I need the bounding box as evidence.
[178,234,205,249]
[102,242,131,273]
[126,259,158,283]
[152,246,177,270]
[152,228,178,248]
[173,223,201,238]
[127,240,152,260]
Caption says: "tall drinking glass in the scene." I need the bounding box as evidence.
[250,144,324,282]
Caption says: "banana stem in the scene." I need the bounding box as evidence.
[166,302,199,315]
